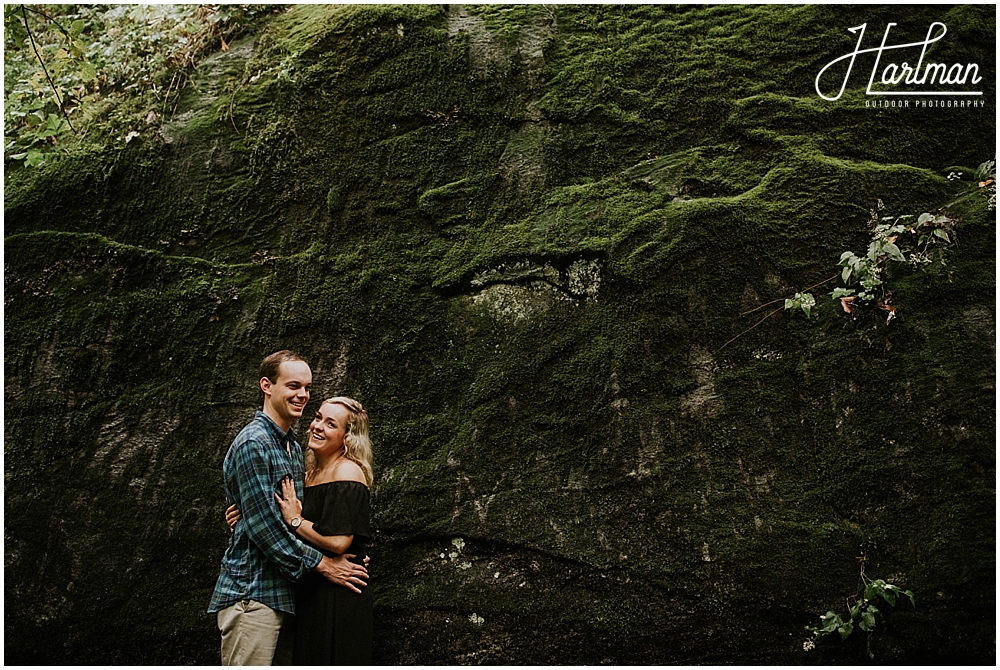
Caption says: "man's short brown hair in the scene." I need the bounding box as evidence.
[259,350,307,384]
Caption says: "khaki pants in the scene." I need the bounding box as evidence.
[218,600,294,666]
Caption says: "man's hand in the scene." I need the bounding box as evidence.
[225,504,241,531]
[314,554,368,594]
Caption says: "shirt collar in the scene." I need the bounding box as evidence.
[254,410,298,448]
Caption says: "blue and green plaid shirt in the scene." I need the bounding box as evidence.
[208,411,323,615]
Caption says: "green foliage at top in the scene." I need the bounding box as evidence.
[780,153,995,325]
[4,4,280,166]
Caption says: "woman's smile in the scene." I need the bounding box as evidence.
[307,402,351,453]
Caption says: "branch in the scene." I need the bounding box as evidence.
[713,306,784,355]
[19,4,76,134]
[20,4,73,39]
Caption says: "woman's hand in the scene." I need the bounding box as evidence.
[225,504,241,531]
[274,476,303,527]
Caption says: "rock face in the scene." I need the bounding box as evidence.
[4,5,995,664]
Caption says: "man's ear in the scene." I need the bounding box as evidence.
[260,377,273,396]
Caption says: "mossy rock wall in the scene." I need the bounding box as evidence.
[5,5,995,664]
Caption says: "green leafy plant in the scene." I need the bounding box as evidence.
[805,556,915,659]
[828,200,957,321]
[3,4,94,166]
[774,200,958,324]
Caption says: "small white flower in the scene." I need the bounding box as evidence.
[803,639,816,652]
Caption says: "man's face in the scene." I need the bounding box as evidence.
[262,360,312,428]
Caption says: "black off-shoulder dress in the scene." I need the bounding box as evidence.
[293,480,372,665]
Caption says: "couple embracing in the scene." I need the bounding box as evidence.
[207,350,373,665]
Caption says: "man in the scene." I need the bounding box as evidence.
[208,351,368,665]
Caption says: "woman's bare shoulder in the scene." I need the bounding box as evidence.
[332,458,366,484]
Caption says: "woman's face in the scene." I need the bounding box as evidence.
[308,402,352,456]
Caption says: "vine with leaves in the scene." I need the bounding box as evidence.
[803,551,915,659]
[715,163,993,355]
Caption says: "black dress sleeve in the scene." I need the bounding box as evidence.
[312,481,371,541]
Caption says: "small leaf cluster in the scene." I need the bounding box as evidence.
[783,292,815,318]
[781,202,957,322]
[806,576,915,659]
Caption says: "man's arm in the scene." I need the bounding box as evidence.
[232,439,324,580]
[233,440,369,590]
[225,500,370,591]
[314,555,368,594]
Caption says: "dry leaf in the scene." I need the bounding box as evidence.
[124,131,140,143]
[220,36,229,51]
[840,296,855,314]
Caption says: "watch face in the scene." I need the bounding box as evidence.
[291,517,301,527]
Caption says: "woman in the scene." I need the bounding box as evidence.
[227,396,373,665]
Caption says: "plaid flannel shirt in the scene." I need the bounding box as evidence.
[208,411,323,615]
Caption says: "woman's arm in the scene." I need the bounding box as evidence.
[292,520,354,555]
[275,477,355,555]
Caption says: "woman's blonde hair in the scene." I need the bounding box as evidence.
[306,396,373,486]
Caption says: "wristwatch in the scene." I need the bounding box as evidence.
[290,516,302,529]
